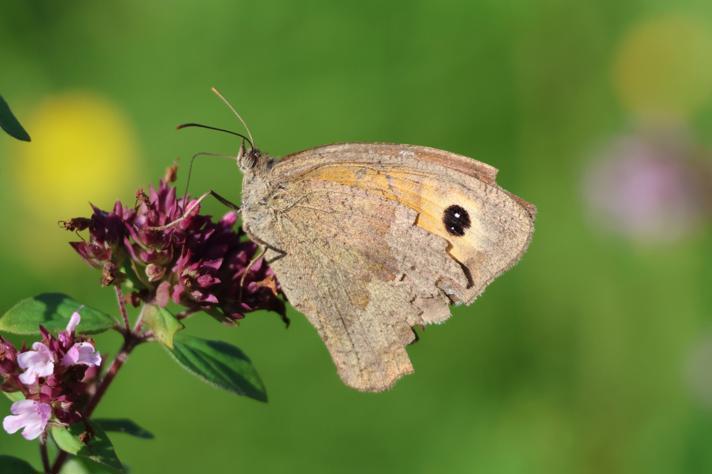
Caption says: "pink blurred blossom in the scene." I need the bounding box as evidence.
[584,129,711,242]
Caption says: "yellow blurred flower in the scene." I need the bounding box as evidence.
[613,15,712,122]
[9,92,139,271]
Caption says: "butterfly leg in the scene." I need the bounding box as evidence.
[242,222,287,261]
[148,190,240,231]
[238,245,266,300]
[208,190,241,211]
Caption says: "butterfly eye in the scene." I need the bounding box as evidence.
[443,204,471,236]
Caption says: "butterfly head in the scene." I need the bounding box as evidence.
[237,146,270,173]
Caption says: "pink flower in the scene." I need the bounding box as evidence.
[17,342,55,385]
[1,310,103,432]
[2,400,52,440]
[62,342,102,367]
[584,129,712,242]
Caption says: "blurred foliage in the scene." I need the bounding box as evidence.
[0,1,711,473]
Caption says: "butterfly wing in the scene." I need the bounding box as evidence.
[249,143,535,391]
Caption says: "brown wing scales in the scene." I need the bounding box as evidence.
[244,142,536,391]
[267,182,468,391]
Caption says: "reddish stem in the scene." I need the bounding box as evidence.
[50,332,141,474]
[86,336,137,416]
[114,284,131,331]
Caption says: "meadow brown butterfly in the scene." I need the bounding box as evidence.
[190,92,536,392]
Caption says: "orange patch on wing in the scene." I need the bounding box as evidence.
[301,164,484,265]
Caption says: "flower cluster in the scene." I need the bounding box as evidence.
[1,312,102,440]
[63,167,285,323]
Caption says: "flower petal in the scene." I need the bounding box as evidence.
[17,343,55,384]
[3,414,26,434]
[62,342,102,367]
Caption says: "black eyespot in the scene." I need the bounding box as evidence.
[443,205,471,236]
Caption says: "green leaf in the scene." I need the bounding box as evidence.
[0,95,31,142]
[51,422,124,472]
[141,304,183,348]
[60,458,123,474]
[94,418,154,439]
[60,459,93,474]
[3,391,25,402]
[0,293,116,335]
[0,455,38,474]
[167,334,267,402]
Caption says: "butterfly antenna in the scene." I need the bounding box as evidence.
[176,122,253,148]
[210,86,256,148]
[182,151,236,209]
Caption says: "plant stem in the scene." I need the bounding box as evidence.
[49,331,141,474]
[114,284,131,331]
[86,335,138,416]
[39,434,50,474]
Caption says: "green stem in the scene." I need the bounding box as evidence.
[114,284,131,331]
[39,433,50,473]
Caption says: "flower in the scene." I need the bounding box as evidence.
[1,310,103,440]
[64,166,285,324]
[17,342,55,385]
[2,400,52,440]
[62,342,102,367]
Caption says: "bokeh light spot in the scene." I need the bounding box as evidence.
[10,92,139,270]
[613,15,712,122]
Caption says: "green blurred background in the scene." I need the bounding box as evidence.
[2,1,712,473]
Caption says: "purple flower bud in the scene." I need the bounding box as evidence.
[65,311,81,335]
[65,166,286,322]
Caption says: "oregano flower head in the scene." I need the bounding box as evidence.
[63,167,285,324]
[2,311,102,440]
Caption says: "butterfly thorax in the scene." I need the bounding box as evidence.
[239,150,280,245]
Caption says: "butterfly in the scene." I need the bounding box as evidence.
[185,92,536,392]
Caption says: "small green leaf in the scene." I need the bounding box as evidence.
[51,422,124,472]
[0,293,116,335]
[51,425,84,455]
[0,95,31,142]
[94,418,154,439]
[141,304,183,348]
[3,391,25,402]
[60,458,92,474]
[60,457,122,474]
[168,334,267,402]
[0,455,38,474]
